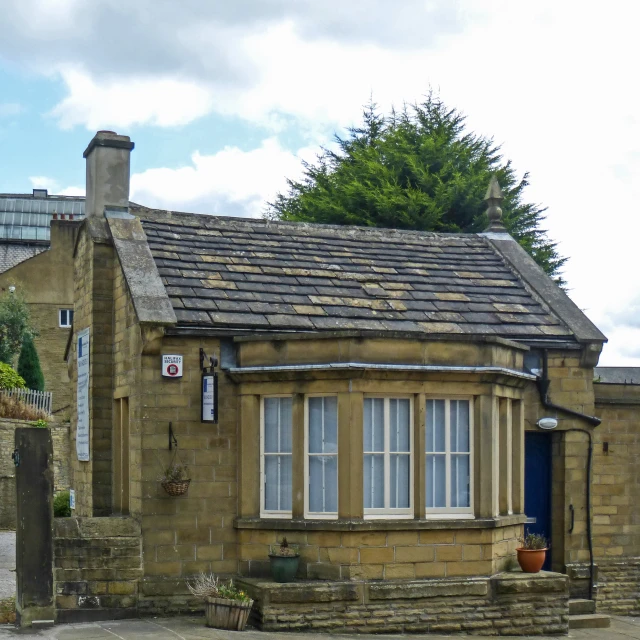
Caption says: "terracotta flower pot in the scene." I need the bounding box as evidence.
[516,547,547,573]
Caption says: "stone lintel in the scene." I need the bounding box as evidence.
[236,578,361,605]
[54,516,140,539]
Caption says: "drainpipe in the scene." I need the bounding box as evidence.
[535,350,599,601]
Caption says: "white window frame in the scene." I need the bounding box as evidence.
[304,395,339,520]
[425,396,474,519]
[363,395,414,520]
[59,308,73,328]
[260,395,293,519]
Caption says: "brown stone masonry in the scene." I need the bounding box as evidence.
[53,517,142,623]
[237,572,569,635]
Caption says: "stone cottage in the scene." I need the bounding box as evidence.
[56,130,640,633]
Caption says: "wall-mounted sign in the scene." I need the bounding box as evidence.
[162,354,183,378]
[76,328,90,462]
[202,373,218,423]
[69,489,76,510]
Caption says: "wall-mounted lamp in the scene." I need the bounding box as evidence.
[537,417,558,430]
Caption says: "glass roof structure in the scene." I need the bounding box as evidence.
[0,191,85,242]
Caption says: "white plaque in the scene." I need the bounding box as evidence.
[76,328,90,461]
[202,374,216,422]
[162,354,183,378]
[69,489,76,510]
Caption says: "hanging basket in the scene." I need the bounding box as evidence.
[161,479,191,496]
[205,596,253,630]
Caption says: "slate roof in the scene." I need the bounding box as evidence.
[135,207,581,343]
[0,243,46,274]
[595,367,640,385]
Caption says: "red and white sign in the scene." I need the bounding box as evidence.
[162,354,183,378]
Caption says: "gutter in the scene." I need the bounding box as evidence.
[225,362,537,380]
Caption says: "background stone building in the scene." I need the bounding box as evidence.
[0,191,85,416]
[52,130,640,633]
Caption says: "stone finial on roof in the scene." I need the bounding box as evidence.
[484,176,505,231]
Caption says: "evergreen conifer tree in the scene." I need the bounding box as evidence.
[267,93,566,283]
[17,333,44,391]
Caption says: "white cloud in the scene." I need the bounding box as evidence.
[130,138,316,217]
[0,103,22,118]
[29,175,83,196]
[50,68,214,129]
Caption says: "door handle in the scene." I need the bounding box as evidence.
[11,449,20,467]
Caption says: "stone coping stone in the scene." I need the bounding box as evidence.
[492,571,568,594]
[368,577,488,600]
[54,517,141,539]
[234,513,526,531]
[236,578,362,605]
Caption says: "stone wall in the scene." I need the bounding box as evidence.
[0,419,70,529]
[53,517,142,622]
[236,523,523,581]
[597,558,640,616]
[238,572,569,635]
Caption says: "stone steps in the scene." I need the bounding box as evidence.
[569,598,596,615]
[569,614,611,629]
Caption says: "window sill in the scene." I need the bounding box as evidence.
[234,514,526,531]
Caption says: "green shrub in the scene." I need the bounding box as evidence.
[54,491,71,518]
[17,334,44,391]
[0,363,25,390]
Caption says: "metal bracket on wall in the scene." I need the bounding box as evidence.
[169,422,178,451]
[199,348,218,373]
[11,449,19,467]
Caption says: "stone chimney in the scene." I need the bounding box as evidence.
[83,130,134,218]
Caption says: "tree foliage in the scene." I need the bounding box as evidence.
[267,93,566,282]
[17,333,45,392]
[0,362,25,390]
[0,290,34,365]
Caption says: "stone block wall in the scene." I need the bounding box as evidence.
[238,572,569,635]
[53,517,142,622]
[0,419,71,529]
[237,523,522,581]
[597,558,640,615]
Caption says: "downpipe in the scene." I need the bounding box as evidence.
[535,350,599,601]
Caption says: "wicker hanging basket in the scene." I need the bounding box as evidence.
[161,479,191,496]
[205,596,253,630]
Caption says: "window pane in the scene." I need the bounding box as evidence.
[363,454,384,508]
[426,454,446,508]
[450,400,470,453]
[309,396,338,455]
[390,399,410,452]
[279,398,292,453]
[451,454,470,507]
[426,400,445,452]
[264,398,280,453]
[364,398,384,452]
[265,455,292,511]
[309,397,324,453]
[323,396,338,454]
[390,454,410,508]
[309,455,337,513]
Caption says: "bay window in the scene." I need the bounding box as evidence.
[363,397,413,518]
[426,398,473,517]
[261,396,292,517]
[305,396,338,518]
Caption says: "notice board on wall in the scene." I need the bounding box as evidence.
[76,328,90,461]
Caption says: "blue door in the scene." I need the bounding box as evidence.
[524,432,552,570]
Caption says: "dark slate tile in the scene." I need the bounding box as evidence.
[209,312,271,327]
[181,297,218,311]
[175,309,212,325]
[266,314,315,329]
[165,286,195,297]
[249,302,296,315]
[215,299,252,313]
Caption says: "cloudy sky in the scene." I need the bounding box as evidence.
[0,0,638,365]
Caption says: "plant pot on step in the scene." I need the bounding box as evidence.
[516,547,547,573]
[269,537,300,583]
[205,596,253,631]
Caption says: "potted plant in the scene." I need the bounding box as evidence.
[187,572,253,630]
[268,537,300,583]
[516,531,549,573]
[159,461,190,496]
